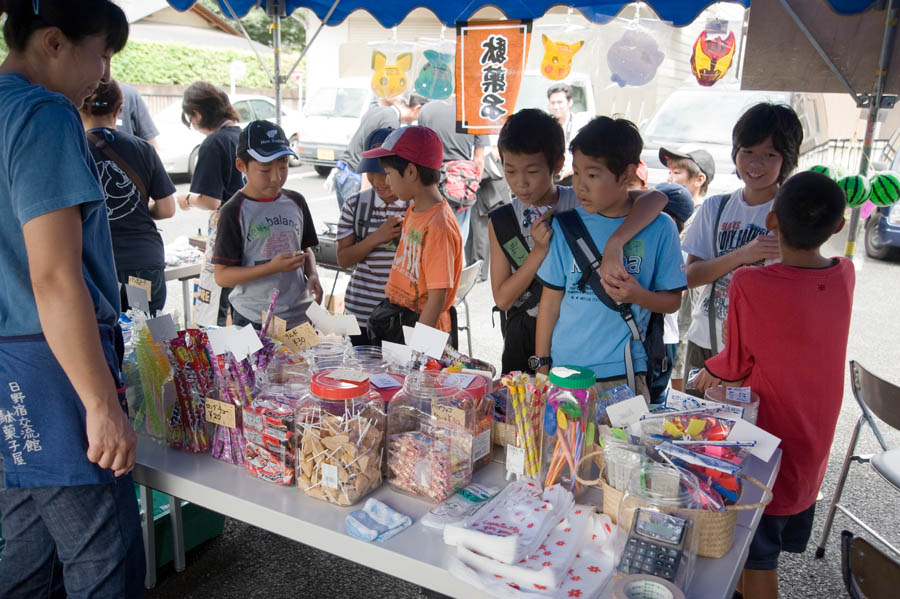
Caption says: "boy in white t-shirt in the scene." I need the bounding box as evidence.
[681,103,804,386]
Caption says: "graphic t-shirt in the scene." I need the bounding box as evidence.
[337,189,409,328]
[705,259,854,515]
[86,127,176,271]
[212,189,318,327]
[385,199,463,332]
[682,189,773,350]
[537,206,686,379]
[0,73,120,336]
[506,186,579,317]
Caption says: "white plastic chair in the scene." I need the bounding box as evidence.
[453,260,483,356]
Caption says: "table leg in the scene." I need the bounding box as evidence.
[139,484,157,589]
[168,495,186,572]
[181,278,192,328]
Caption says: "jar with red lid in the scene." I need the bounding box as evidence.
[295,368,385,505]
[386,372,475,502]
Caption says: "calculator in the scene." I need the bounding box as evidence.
[616,508,688,582]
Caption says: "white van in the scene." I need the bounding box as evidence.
[293,77,374,177]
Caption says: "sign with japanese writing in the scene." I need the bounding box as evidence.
[205,398,236,429]
[455,19,532,135]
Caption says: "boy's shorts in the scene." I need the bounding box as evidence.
[745,503,816,571]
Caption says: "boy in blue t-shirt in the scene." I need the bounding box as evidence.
[535,117,686,396]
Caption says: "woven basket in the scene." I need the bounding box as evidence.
[577,450,772,559]
[492,420,515,446]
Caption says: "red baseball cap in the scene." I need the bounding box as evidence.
[361,125,444,171]
[636,160,649,186]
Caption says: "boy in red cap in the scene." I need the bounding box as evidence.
[362,126,463,340]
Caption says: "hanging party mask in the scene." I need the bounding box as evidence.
[540,34,584,81]
[607,29,665,87]
[415,50,454,100]
[691,31,736,87]
[371,51,413,99]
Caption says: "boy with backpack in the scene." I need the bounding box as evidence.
[490,109,668,374]
[534,117,686,396]
[362,126,463,341]
[336,128,409,346]
[681,103,803,386]
[695,172,854,599]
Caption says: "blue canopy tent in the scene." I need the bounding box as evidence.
[165,0,897,256]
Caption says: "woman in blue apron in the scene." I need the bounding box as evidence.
[0,1,144,595]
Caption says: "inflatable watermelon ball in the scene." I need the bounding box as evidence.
[868,171,900,206]
[809,164,834,180]
[838,174,869,207]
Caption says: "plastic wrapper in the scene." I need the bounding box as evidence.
[541,366,596,497]
[296,369,385,505]
[166,330,214,453]
[500,372,547,481]
[133,322,171,440]
[387,372,475,502]
[207,349,254,466]
[412,37,456,100]
[368,41,417,101]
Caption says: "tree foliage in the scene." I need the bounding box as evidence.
[200,0,306,50]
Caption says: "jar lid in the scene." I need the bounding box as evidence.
[310,369,371,400]
[549,365,595,390]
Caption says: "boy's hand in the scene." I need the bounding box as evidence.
[600,272,645,304]
[307,273,324,304]
[600,243,628,282]
[530,213,553,250]
[268,252,306,274]
[693,368,722,393]
[372,215,403,244]
[738,234,780,265]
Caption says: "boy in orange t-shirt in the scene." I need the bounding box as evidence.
[362,126,462,334]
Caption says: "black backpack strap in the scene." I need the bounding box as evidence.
[489,204,542,312]
[556,210,642,392]
[352,188,377,241]
[707,193,732,355]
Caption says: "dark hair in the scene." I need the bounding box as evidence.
[732,103,803,185]
[407,94,428,108]
[2,0,128,53]
[773,171,844,250]
[181,82,240,131]
[569,116,643,180]
[378,155,440,186]
[80,79,122,117]
[237,151,255,165]
[546,84,573,101]
[498,108,565,172]
[666,157,710,195]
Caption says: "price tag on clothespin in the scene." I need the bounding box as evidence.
[283,323,320,353]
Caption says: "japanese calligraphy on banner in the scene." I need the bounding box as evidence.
[455,19,532,135]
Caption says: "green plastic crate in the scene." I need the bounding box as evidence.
[136,486,226,568]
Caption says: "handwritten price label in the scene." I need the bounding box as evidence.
[283,322,320,354]
[205,398,236,428]
[432,401,467,426]
[128,276,152,298]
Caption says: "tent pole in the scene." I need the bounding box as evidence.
[844,0,898,259]
[284,0,343,83]
[274,13,282,126]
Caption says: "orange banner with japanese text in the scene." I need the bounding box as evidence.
[455,20,532,135]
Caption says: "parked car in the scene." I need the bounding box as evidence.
[292,78,374,177]
[639,85,823,195]
[865,204,900,260]
[156,94,303,176]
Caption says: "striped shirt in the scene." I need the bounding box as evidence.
[337,190,409,328]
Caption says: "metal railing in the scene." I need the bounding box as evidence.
[798,138,891,175]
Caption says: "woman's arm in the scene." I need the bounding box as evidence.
[148,194,176,219]
[177,192,221,211]
[23,207,136,476]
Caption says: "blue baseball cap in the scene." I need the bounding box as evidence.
[356,127,394,174]
[655,182,695,224]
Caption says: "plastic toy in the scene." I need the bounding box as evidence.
[868,171,900,206]
[415,50,454,100]
[540,34,584,81]
[690,30,736,87]
[607,30,664,87]
[838,174,870,207]
[371,51,413,99]
[809,164,835,180]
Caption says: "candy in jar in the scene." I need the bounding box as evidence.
[295,369,385,505]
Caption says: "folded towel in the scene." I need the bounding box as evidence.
[444,480,574,564]
[345,498,412,542]
[448,513,616,598]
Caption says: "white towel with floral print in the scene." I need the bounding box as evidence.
[444,481,574,565]
[447,512,616,598]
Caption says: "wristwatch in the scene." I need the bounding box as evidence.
[527,355,552,371]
